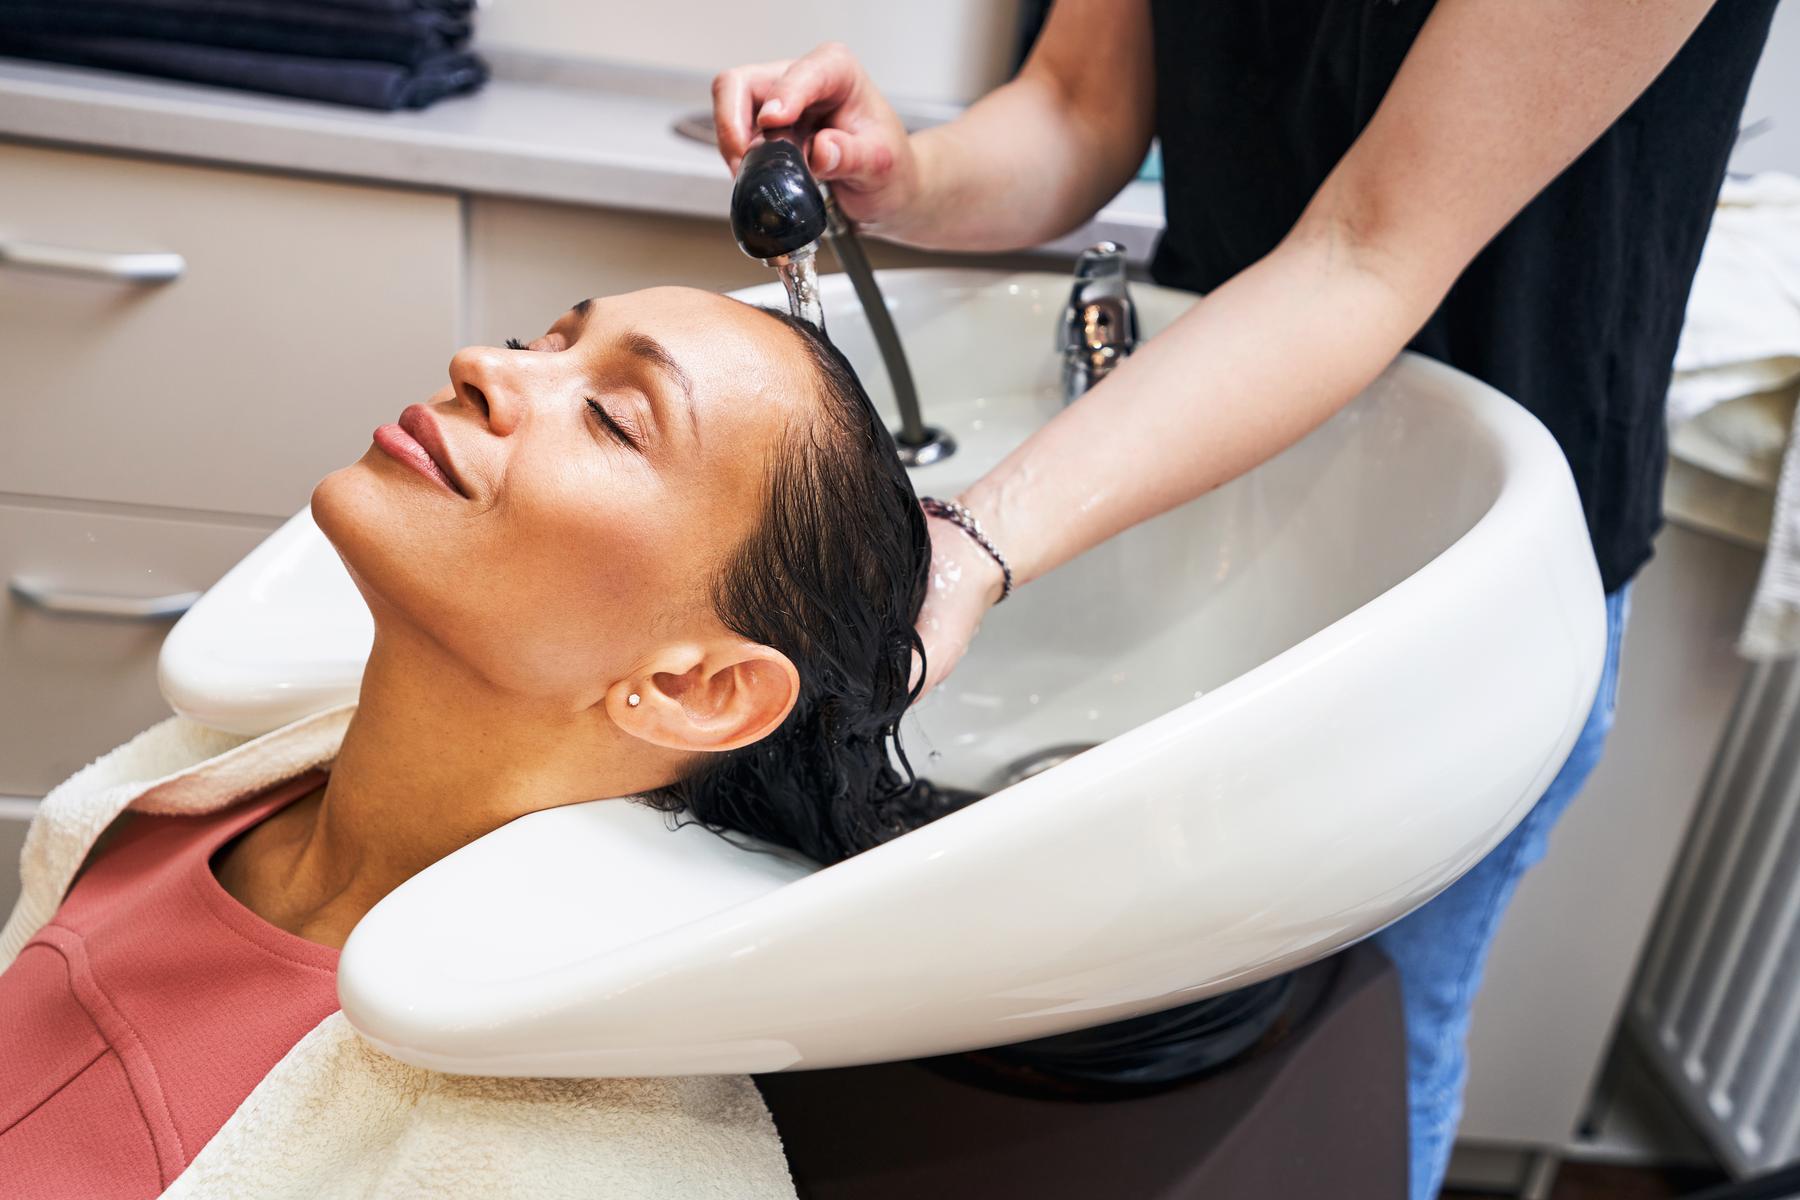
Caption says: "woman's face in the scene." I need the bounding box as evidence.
[313,287,817,706]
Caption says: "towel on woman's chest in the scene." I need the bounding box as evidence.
[0,705,796,1199]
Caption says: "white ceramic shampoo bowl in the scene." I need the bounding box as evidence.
[158,269,1605,1076]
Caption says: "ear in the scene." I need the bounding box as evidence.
[606,638,801,755]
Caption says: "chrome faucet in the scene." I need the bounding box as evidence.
[729,133,954,466]
[1058,242,1139,404]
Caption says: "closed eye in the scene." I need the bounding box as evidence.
[507,335,644,454]
[587,398,644,452]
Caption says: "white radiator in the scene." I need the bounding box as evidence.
[1631,656,1800,1177]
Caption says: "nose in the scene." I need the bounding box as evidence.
[448,345,534,436]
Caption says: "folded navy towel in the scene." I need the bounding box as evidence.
[0,32,487,110]
[296,0,473,12]
[96,0,475,13]
[0,0,470,67]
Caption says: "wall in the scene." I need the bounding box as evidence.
[1731,0,1800,176]
[475,1,1025,106]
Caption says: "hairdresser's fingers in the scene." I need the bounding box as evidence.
[756,42,861,133]
[711,60,789,173]
[910,517,1000,703]
[915,633,969,701]
[807,128,898,194]
[914,615,975,702]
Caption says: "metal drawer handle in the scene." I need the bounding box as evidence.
[0,239,185,284]
[9,577,200,620]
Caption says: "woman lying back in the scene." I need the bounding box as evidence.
[0,286,932,1197]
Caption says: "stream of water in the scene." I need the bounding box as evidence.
[777,250,825,331]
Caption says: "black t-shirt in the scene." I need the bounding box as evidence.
[1146,0,1778,593]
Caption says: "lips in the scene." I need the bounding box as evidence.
[382,404,468,498]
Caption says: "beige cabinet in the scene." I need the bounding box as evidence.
[0,501,271,796]
[465,195,1050,346]
[0,799,29,930]
[467,198,773,341]
[0,141,460,518]
[1,140,462,827]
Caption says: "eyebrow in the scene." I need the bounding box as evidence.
[618,330,698,441]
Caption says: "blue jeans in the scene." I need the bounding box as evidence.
[1373,586,1631,1200]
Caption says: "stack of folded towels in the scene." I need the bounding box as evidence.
[0,0,486,111]
[1668,172,1800,658]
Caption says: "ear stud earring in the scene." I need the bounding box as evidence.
[627,693,641,707]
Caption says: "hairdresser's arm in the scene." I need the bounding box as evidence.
[709,0,1154,250]
[913,0,1717,694]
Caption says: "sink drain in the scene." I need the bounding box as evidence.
[896,744,1098,831]
[998,743,1100,790]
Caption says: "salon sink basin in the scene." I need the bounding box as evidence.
[158,268,1605,1077]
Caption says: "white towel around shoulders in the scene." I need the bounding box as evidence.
[0,707,797,1200]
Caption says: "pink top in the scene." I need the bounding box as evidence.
[0,771,340,1198]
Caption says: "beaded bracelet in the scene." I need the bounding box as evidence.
[919,496,1014,603]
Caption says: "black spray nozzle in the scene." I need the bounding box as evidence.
[730,136,829,262]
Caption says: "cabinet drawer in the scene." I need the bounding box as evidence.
[0,801,32,927]
[0,141,459,517]
[0,501,271,796]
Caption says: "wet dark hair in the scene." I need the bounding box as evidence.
[643,306,941,864]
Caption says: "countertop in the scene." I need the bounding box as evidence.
[0,52,1165,262]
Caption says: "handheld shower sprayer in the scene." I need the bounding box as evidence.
[728,128,954,466]
[730,133,830,331]
[729,135,829,263]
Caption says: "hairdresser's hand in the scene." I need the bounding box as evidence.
[911,511,1006,702]
[711,42,923,231]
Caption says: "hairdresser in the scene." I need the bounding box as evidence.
[713,3,1773,1195]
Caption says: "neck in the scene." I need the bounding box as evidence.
[231,629,668,947]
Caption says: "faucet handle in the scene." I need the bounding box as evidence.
[1072,240,1130,285]
[1059,242,1139,401]
[1059,242,1139,351]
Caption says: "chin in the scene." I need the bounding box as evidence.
[311,458,374,558]
[310,459,506,685]
[311,457,411,620]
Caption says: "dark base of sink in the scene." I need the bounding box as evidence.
[756,943,1405,1199]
